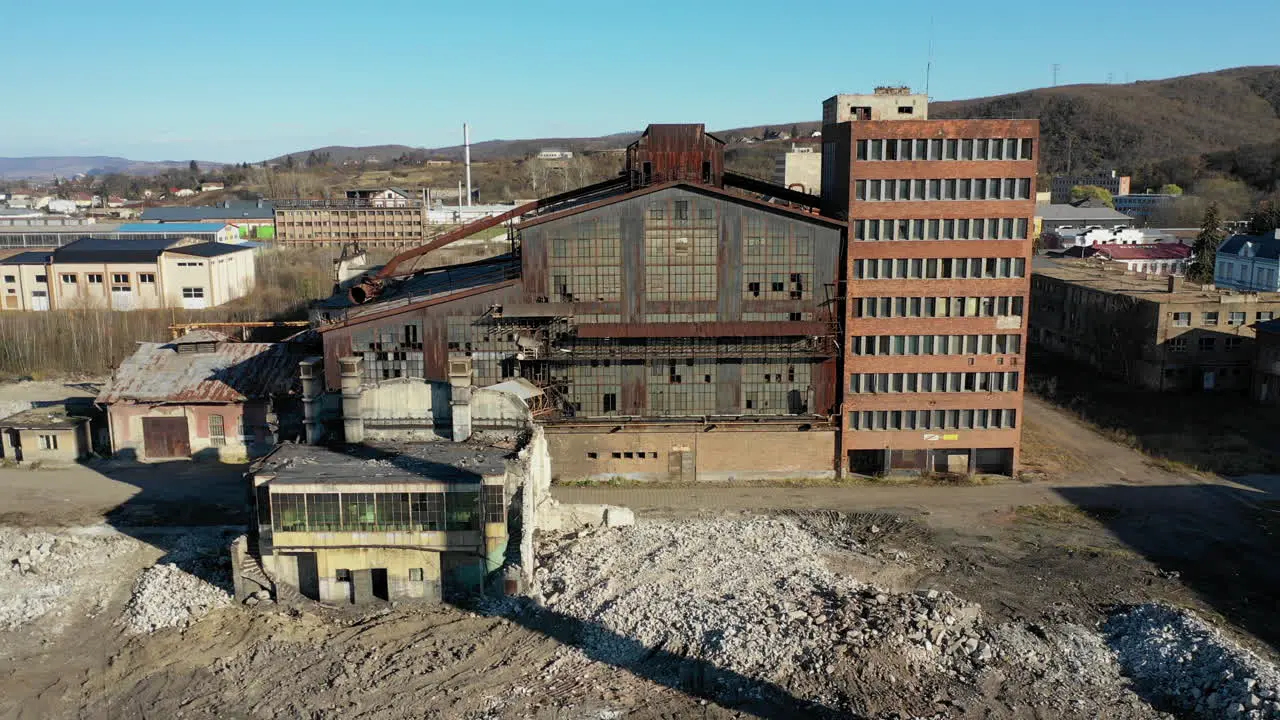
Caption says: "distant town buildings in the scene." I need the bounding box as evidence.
[536,149,574,160]
[1049,171,1131,204]
[1031,259,1280,391]
[1114,193,1179,224]
[1215,231,1280,293]
[140,200,276,239]
[0,237,256,311]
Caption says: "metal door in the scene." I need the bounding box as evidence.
[30,291,48,311]
[142,417,191,458]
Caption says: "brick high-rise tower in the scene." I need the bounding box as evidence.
[821,87,1038,476]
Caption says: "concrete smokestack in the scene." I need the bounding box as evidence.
[463,122,473,207]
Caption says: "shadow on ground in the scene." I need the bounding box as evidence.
[1054,476,1280,654]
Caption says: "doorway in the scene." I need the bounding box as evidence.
[371,568,390,601]
[142,416,191,458]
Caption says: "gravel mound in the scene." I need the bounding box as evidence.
[1105,604,1280,719]
[533,516,989,704]
[1,527,138,631]
[120,562,232,634]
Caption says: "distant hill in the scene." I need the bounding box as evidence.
[9,66,1280,189]
[0,156,224,180]
[930,65,1280,176]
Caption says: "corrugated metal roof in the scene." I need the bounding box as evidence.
[97,341,301,404]
[0,406,87,430]
[1037,204,1134,222]
[116,223,229,233]
[1092,243,1191,260]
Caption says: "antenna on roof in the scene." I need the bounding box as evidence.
[924,15,934,101]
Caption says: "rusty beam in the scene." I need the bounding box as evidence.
[722,171,823,209]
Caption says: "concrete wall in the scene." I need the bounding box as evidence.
[0,425,88,464]
[361,379,449,440]
[544,426,836,482]
[50,261,163,310]
[271,546,447,604]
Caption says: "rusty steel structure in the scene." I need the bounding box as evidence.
[315,124,847,426]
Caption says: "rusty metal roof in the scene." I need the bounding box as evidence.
[97,341,301,404]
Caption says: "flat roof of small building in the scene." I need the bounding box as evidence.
[1034,258,1280,305]
[255,442,511,486]
[0,405,87,430]
[116,222,230,233]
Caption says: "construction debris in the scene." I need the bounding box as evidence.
[1,527,137,631]
[1106,604,1280,719]
[120,562,233,635]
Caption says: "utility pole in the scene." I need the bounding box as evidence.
[1052,64,1061,87]
[463,123,473,207]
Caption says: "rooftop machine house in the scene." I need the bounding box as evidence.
[245,442,516,604]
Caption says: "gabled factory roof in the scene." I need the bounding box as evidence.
[97,340,301,404]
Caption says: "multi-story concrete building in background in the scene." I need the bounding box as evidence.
[773,143,822,195]
[821,91,1037,477]
[274,195,430,248]
[1031,260,1280,391]
[1113,193,1178,224]
[0,237,255,311]
[1049,171,1130,204]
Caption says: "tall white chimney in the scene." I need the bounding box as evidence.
[463,123,473,207]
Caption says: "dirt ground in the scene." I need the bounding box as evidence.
[1,396,1278,719]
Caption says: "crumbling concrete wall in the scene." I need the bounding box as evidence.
[361,379,451,441]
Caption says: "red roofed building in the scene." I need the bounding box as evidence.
[1088,243,1191,276]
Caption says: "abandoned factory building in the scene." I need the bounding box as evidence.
[303,96,1037,480]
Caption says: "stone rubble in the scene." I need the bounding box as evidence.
[532,516,991,705]
[0,526,137,631]
[1105,603,1280,719]
[119,562,232,635]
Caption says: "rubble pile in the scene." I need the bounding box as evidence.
[120,562,232,634]
[534,516,990,698]
[0,527,136,630]
[1105,604,1280,719]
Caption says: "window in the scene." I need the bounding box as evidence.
[111,273,129,284]
[446,491,479,531]
[897,105,913,115]
[34,274,46,283]
[1169,337,1187,352]
[408,568,424,582]
[1228,312,1246,326]
[182,287,205,299]
[39,434,58,450]
[209,414,225,446]
[411,492,445,531]
[375,492,411,531]
[1202,312,1218,326]
[483,485,505,523]
[602,392,617,413]
[60,274,77,284]
[86,274,102,284]
[335,569,352,583]
[1225,337,1243,351]
[1199,337,1215,352]
[1172,312,1191,327]
[1260,312,1276,322]
[2,275,13,283]
[138,273,156,284]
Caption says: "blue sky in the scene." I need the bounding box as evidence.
[3,0,1277,162]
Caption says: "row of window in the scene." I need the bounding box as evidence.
[856,138,1034,163]
[851,333,1022,356]
[849,408,1018,431]
[853,257,1026,280]
[268,488,504,533]
[1171,310,1273,327]
[853,217,1030,242]
[1219,261,1279,288]
[53,272,155,285]
[850,371,1020,394]
[855,178,1032,203]
[1169,336,1244,353]
[853,295,1025,319]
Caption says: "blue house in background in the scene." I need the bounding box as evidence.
[1215,231,1280,292]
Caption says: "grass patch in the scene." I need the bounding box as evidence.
[1015,504,1121,526]
[1059,543,1140,560]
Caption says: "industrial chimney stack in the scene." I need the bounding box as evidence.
[463,123,473,207]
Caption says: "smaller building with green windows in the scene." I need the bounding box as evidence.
[247,441,514,604]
